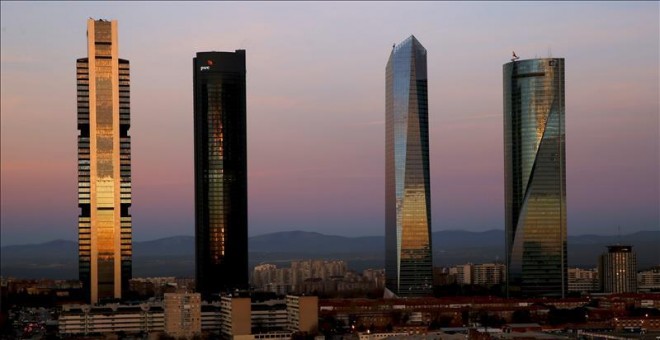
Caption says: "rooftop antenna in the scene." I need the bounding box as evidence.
[548,45,553,58]
[617,225,621,244]
[511,51,520,62]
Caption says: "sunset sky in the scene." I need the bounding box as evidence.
[1,1,658,246]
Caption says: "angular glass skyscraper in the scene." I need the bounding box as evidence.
[77,19,132,303]
[385,36,433,297]
[503,58,567,298]
[193,51,248,298]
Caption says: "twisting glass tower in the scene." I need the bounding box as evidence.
[503,58,567,298]
[77,19,132,303]
[385,35,433,297]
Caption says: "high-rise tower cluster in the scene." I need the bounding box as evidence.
[75,19,571,301]
[77,20,249,302]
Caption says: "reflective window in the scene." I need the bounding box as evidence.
[385,36,432,297]
[503,58,567,297]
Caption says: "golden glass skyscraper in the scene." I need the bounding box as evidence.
[385,36,433,297]
[503,58,567,298]
[77,19,132,303]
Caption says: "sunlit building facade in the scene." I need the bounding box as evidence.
[385,36,433,297]
[503,58,567,298]
[164,292,202,338]
[193,51,248,297]
[77,19,132,303]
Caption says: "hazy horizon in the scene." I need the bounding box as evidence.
[3,228,660,248]
[1,1,658,246]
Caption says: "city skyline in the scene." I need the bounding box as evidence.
[1,2,658,246]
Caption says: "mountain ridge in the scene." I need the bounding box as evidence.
[2,230,658,279]
[4,229,656,248]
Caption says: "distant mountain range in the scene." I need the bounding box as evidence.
[1,230,658,279]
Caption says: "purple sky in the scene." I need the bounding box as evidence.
[1,2,658,246]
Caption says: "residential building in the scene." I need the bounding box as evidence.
[447,263,505,286]
[637,266,660,292]
[219,293,318,338]
[472,263,506,286]
[164,292,202,338]
[286,295,318,334]
[220,296,251,338]
[449,265,472,285]
[129,277,195,297]
[251,297,288,334]
[251,261,383,295]
[568,268,599,293]
[59,303,163,335]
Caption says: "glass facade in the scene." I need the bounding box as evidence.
[77,19,131,303]
[385,36,433,297]
[503,58,567,298]
[193,51,248,298]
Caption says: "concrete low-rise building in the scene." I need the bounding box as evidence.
[447,263,505,286]
[568,268,599,294]
[59,303,164,335]
[613,316,660,331]
[59,293,317,338]
[637,266,660,292]
[221,296,252,338]
[286,295,318,333]
[219,293,318,339]
[201,301,222,332]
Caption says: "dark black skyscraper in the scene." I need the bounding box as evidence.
[193,51,247,297]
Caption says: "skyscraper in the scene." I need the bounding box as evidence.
[193,51,248,297]
[385,36,433,297]
[503,58,567,298]
[599,245,637,293]
[77,18,132,303]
